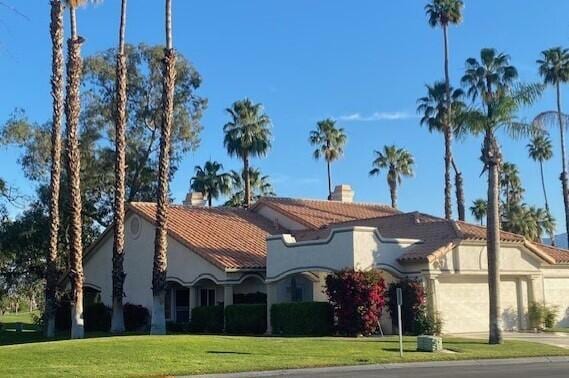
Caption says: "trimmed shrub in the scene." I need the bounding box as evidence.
[167,321,191,333]
[234,292,267,304]
[414,310,443,336]
[544,305,559,329]
[55,299,71,331]
[124,303,150,332]
[225,304,266,334]
[271,302,333,336]
[190,305,224,333]
[529,302,559,329]
[325,269,386,336]
[386,278,426,335]
[84,303,112,332]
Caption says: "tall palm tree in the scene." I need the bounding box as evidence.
[417,81,466,220]
[223,99,272,208]
[537,47,569,247]
[369,145,414,209]
[151,0,176,335]
[224,167,276,207]
[190,160,232,207]
[461,48,540,344]
[470,199,487,225]
[64,0,88,340]
[111,0,128,334]
[308,119,347,199]
[44,0,65,339]
[425,0,464,220]
[527,133,554,215]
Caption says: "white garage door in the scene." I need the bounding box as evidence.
[544,278,569,327]
[438,277,521,334]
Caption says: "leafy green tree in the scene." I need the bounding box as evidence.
[425,0,464,220]
[369,145,414,209]
[308,119,347,199]
[223,99,272,208]
[190,161,231,207]
[224,167,276,207]
[470,199,487,225]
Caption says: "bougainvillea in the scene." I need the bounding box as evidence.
[324,269,386,336]
[386,278,426,334]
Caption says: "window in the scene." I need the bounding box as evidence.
[288,277,303,302]
[200,288,216,307]
[175,288,190,322]
[165,288,172,320]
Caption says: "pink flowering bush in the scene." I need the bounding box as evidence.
[324,269,386,336]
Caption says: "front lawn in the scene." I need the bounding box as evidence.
[1,333,568,377]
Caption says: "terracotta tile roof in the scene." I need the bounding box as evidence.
[128,202,282,270]
[254,197,400,229]
[525,242,569,264]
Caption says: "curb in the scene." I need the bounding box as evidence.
[186,356,569,377]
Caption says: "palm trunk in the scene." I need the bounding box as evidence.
[244,155,251,208]
[151,0,176,335]
[539,161,555,246]
[389,175,397,209]
[556,82,569,248]
[443,24,453,220]
[65,6,85,340]
[485,131,503,345]
[111,0,128,334]
[44,0,65,339]
[452,159,465,221]
[327,160,332,200]
[208,195,212,207]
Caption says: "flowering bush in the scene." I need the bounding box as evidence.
[324,269,386,336]
[386,278,426,335]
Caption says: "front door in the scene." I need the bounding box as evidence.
[175,288,190,323]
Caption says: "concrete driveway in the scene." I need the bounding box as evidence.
[453,331,569,349]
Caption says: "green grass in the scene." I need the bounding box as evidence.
[1,312,568,377]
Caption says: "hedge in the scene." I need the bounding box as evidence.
[84,303,112,332]
[271,302,334,336]
[225,304,266,334]
[124,303,150,332]
[190,305,224,333]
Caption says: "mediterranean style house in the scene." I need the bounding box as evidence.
[84,185,569,334]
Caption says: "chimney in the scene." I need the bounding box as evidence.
[183,192,207,207]
[330,184,354,203]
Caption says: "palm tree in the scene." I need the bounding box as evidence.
[537,47,569,247]
[190,161,232,207]
[460,48,540,344]
[308,119,347,199]
[470,199,487,225]
[500,162,523,209]
[151,0,176,335]
[224,167,275,207]
[223,99,272,208]
[502,204,539,242]
[417,81,466,220]
[44,0,65,339]
[425,0,464,220]
[369,145,414,209]
[111,0,128,334]
[530,206,556,244]
[64,0,89,340]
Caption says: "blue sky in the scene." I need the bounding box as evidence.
[1,0,569,231]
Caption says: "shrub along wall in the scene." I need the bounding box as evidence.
[123,303,150,332]
[271,302,334,336]
[190,305,224,333]
[225,304,267,334]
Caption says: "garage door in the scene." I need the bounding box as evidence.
[544,278,569,327]
[438,277,521,334]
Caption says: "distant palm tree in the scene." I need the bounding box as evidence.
[309,119,347,199]
[224,167,275,207]
[369,145,414,209]
[537,47,569,247]
[44,0,65,339]
[417,81,466,220]
[223,99,272,208]
[500,162,523,209]
[527,133,555,243]
[502,204,539,242]
[530,206,556,244]
[470,199,487,225]
[151,0,176,335]
[190,161,232,207]
[425,0,464,220]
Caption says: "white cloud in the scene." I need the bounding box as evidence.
[338,111,416,122]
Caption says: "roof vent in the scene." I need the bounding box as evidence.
[183,192,207,207]
[330,184,354,203]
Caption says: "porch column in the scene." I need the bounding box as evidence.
[515,278,526,330]
[265,281,277,335]
[527,275,541,304]
[223,284,234,308]
[189,286,198,321]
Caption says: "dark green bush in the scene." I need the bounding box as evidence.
[234,292,267,304]
[271,302,333,336]
[225,304,266,334]
[124,303,150,332]
[55,299,71,331]
[414,310,443,336]
[84,303,112,332]
[190,305,224,333]
[167,321,191,333]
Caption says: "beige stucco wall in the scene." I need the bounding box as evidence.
[541,269,569,327]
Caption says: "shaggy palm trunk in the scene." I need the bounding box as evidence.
[539,161,555,245]
[327,160,332,200]
[151,0,176,335]
[44,0,65,339]
[452,159,465,221]
[555,83,569,248]
[65,7,85,340]
[485,131,503,345]
[243,154,251,208]
[389,174,397,209]
[111,0,128,334]
[442,24,453,220]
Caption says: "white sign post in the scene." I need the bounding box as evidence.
[396,287,403,357]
